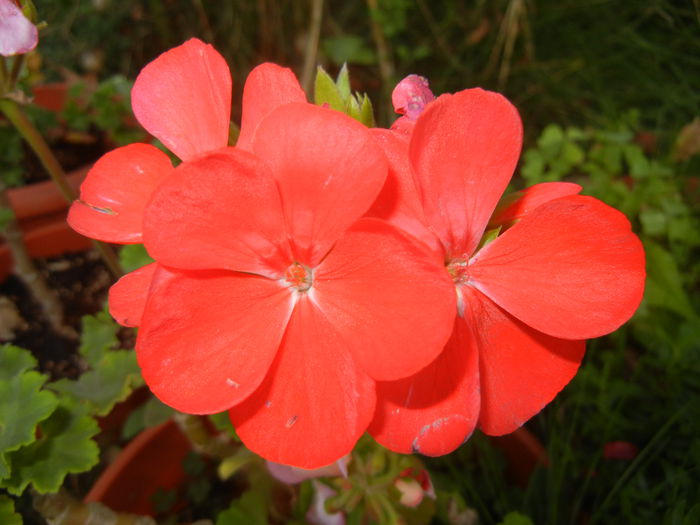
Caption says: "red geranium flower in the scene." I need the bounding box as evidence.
[367,86,646,455]
[68,40,456,468]
[68,38,307,325]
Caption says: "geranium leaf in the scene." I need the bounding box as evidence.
[119,243,154,273]
[1,398,99,495]
[50,350,143,416]
[0,495,22,525]
[0,345,58,482]
[643,241,697,320]
[79,312,119,365]
[121,396,174,440]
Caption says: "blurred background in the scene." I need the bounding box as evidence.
[4,1,700,523]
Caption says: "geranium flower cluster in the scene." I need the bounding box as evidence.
[68,39,645,468]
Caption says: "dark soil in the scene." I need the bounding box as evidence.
[0,249,113,379]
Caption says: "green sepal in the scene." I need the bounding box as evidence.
[314,65,375,127]
[476,226,502,252]
[358,94,376,127]
[0,495,22,525]
[0,345,58,482]
[336,63,351,99]
[1,397,99,495]
[314,66,345,112]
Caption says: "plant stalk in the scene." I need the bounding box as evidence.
[0,97,122,278]
[366,0,395,125]
[301,0,325,94]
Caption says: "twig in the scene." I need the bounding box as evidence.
[301,0,326,94]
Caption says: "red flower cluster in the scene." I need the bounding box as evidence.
[68,39,645,468]
[366,77,646,455]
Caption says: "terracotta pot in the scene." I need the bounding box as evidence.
[0,167,93,283]
[84,419,192,516]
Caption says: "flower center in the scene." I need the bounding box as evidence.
[446,257,470,286]
[284,262,313,292]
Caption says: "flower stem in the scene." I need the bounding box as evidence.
[0,97,122,278]
[172,412,239,460]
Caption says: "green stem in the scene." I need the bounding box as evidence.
[9,55,25,89]
[0,57,8,91]
[0,98,122,278]
[0,97,76,201]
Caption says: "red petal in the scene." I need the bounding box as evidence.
[143,148,291,277]
[469,195,646,339]
[409,89,522,257]
[314,218,456,381]
[489,182,582,228]
[67,144,172,243]
[230,298,375,468]
[131,38,231,160]
[366,129,441,254]
[236,63,306,151]
[136,266,294,414]
[252,103,387,266]
[460,287,585,435]
[108,262,157,327]
[369,315,480,456]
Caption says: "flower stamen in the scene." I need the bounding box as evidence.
[284,262,313,292]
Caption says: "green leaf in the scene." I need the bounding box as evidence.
[216,490,269,525]
[1,398,99,495]
[50,350,142,416]
[642,240,697,320]
[498,511,535,525]
[122,396,174,440]
[0,345,58,482]
[118,243,154,273]
[314,66,344,112]
[79,312,119,365]
[0,495,22,525]
[0,207,15,232]
[322,35,376,66]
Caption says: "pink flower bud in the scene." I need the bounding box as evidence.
[391,74,435,121]
[0,0,38,56]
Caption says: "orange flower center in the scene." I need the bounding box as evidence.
[285,262,313,292]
